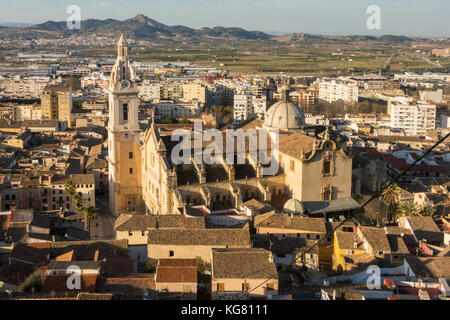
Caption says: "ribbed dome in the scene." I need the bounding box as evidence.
[283,198,305,215]
[264,100,306,130]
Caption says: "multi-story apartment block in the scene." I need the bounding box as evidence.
[138,80,161,102]
[0,76,58,99]
[41,84,73,128]
[182,82,207,105]
[252,95,267,120]
[156,101,201,118]
[388,101,436,136]
[233,93,253,122]
[318,78,358,103]
[289,88,318,108]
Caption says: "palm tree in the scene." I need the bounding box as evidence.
[399,200,419,217]
[380,182,401,222]
[64,181,76,199]
[83,206,98,235]
[420,206,436,217]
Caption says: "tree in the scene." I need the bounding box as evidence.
[163,116,177,124]
[66,180,97,233]
[86,206,98,221]
[64,181,76,199]
[196,257,211,284]
[179,118,192,124]
[399,200,419,217]
[19,271,44,293]
[143,260,157,273]
[380,182,401,222]
[420,206,436,217]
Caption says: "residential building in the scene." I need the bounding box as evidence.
[388,101,436,136]
[318,79,358,103]
[41,84,73,128]
[211,248,278,299]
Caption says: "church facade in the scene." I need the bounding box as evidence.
[108,35,353,216]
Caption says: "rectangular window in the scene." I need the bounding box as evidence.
[129,168,133,174]
[242,283,249,291]
[169,250,174,257]
[123,103,129,122]
[217,283,224,291]
[129,152,133,159]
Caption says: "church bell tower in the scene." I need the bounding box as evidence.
[107,34,142,215]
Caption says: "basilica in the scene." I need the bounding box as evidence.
[107,35,353,216]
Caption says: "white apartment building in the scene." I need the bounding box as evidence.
[318,78,359,103]
[389,101,436,136]
[156,100,201,118]
[81,72,110,89]
[0,76,58,99]
[233,93,253,122]
[252,95,267,120]
[138,80,161,102]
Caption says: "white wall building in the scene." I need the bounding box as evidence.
[233,93,253,122]
[389,101,436,136]
[318,78,359,103]
[138,80,161,102]
[156,100,201,118]
[419,89,443,104]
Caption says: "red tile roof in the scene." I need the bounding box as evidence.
[42,274,98,293]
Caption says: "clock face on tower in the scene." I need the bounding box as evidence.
[121,80,131,89]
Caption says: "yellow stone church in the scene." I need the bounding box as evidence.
[107,35,353,216]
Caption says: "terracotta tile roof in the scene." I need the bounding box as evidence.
[76,293,115,300]
[70,174,95,186]
[9,243,49,265]
[386,234,409,254]
[156,261,197,284]
[406,216,442,244]
[42,274,98,293]
[335,231,364,251]
[147,228,251,246]
[96,275,155,298]
[255,214,326,234]
[278,131,316,160]
[342,253,377,267]
[158,259,197,267]
[212,248,277,280]
[384,154,445,173]
[115,214,205,231]
[405,256,450,279]
[243,199,276,215]
[359,226,392,253]
[384,226,417,248]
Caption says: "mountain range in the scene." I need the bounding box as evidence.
[0,14,420,43]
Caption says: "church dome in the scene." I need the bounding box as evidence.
[264,86,305,130]
[283,198,305,215]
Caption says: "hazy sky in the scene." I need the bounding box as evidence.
[0,0,449,36]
